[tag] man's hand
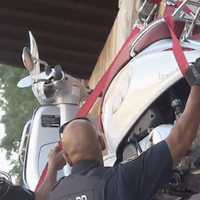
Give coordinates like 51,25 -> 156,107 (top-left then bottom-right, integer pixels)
185,58 -> 200,86
36,144 -> 66,200
166,86 -> 200,163
48,144 -> 66,172
166,58 -> 200,162
166,57 -> 200,163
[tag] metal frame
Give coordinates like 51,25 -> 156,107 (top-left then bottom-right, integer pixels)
138,0 -> 159,26
172,0 -> 200,40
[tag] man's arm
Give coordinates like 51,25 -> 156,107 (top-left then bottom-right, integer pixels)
115,60 -> 200,199
36,145 -> 66,200
35,165 -> 57,200
166,86 -> 200,163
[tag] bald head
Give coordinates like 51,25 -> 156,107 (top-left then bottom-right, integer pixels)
61,119 -> 104,165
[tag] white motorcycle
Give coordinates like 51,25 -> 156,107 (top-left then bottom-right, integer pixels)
18,0 -> 200,199
18,31 -> 89,190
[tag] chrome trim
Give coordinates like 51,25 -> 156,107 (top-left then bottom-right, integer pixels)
185,7 -> 200,38
187,39 -> 200,46
18,120 -> 31,166
29,31 -> 40,76
144,4 -> 158,26
138,0 -> 159,25
130,19 -> 165,57
172,0 -> 189,17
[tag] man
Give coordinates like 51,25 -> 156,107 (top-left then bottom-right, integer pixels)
37,59 -> 200,200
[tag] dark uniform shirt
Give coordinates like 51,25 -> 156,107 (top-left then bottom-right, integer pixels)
3,185 -> 35,200
50,140 -> 173,200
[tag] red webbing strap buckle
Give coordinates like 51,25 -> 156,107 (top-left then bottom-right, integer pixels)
35,27 -> 141,192
165,15 -> 189,75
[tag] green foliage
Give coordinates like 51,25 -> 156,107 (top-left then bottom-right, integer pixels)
0,65 -> 38,175
9,160 -> 22,177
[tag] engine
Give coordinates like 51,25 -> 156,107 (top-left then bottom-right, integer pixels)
118,79 -> 200,199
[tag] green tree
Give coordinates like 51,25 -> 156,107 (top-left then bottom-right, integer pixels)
0,64 -> 38,176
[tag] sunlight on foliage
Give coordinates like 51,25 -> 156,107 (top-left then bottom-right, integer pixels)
0,65 -> 38,177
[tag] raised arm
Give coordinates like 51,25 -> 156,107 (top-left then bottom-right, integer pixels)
166,85 -> 200,163
36,145 -> 66,200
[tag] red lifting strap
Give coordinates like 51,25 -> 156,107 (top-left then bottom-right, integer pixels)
35,27 -> 141,192
35,164 -> 48,191
165,15 -> 189,75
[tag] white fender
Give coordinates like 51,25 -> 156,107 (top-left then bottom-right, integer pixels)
102,39 -> 200,155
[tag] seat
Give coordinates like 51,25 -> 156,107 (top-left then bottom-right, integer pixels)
131,19 -> 185,55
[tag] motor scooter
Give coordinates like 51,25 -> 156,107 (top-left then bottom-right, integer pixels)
18,31 -> 88,190
18,0 -> 200,198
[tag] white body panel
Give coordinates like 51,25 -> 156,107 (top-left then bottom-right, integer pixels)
25,106 -> 60,190
139,124 -> 173,153
25,104 -> 79,190
103,154 -> 117,167
102,40 -> 200,155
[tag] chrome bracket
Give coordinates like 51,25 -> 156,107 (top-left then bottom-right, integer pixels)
172,0 -> 200,40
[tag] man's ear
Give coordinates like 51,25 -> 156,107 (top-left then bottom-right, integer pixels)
98,135 -> 106,151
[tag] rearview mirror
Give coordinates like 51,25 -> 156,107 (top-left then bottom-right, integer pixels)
17,75 -> 33,88
22,47 -> 34,71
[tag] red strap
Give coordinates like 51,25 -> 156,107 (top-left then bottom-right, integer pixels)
35,165 -> 48,191
35,27 -> 140,192
76,70 -> 110,117
165,15 -> 189,75
77,27 -> 141,117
